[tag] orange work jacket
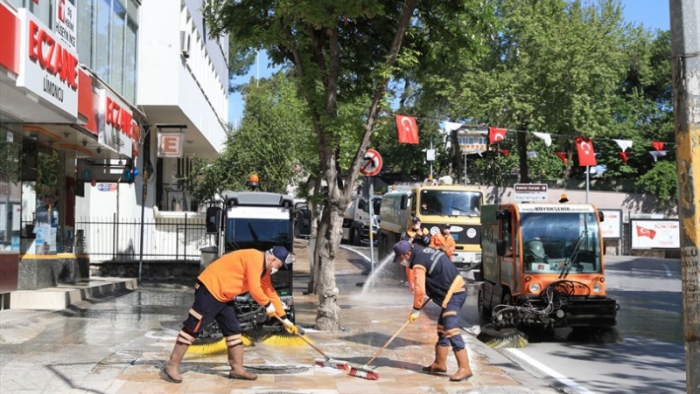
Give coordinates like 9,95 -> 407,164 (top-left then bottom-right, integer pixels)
431,233 -> 456,260
198,249 -> 286,317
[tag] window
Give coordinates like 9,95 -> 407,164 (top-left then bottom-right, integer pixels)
75,0 -> 138,103
110,0 -> 125,94
95,0 -> 111,81
467,137 -> 474,144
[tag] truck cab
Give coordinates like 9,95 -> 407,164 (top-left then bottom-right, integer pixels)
205,191 -> 296,333
342,195 -> 382,245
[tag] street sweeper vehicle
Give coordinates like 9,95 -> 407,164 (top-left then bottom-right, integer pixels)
475,203 -> 618,348
192,188 -> 297,350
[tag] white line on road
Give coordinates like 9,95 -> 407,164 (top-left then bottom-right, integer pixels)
505,348 -> 598,394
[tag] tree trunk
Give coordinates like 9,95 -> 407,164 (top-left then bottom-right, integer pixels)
311,0 -> 420,332
517,127 -> 529,183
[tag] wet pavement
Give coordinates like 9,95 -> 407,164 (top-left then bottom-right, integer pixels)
0,241 -> 561,394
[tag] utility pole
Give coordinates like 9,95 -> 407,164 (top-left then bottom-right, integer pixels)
669,1 -> 700,392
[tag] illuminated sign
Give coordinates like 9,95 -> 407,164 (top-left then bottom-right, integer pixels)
17,9 -> 79,118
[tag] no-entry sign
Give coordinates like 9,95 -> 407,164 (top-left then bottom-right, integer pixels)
360,149 -> 382,177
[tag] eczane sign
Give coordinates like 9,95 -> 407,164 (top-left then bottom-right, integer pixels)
17,9 -> 79,118
98,89 -> 133,157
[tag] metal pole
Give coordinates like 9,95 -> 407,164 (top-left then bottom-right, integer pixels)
464,153 -> 468,184
585,166 -> 590,203
670,1 -> 700,391
430,136 -> 434,180
369,178 -> 375,272
138,127 -> 151,285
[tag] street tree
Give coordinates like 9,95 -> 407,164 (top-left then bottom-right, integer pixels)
207,1 -> 495,330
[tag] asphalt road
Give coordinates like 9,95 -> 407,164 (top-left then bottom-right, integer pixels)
344,245 -> 688,394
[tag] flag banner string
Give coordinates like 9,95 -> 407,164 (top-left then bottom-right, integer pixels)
384,111 -> 677,147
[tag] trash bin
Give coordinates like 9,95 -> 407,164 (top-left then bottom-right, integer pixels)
199,246 -> 219,273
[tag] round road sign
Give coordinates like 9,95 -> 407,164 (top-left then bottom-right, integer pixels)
360,149 -> 383,177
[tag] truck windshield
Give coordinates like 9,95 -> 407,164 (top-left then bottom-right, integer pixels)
520,212 -> 601,274
419,190 -> 481,217
226,219 -> 292,251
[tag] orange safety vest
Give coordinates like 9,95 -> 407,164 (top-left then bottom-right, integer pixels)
197,249 -> 285,316
431,233 -> 456,260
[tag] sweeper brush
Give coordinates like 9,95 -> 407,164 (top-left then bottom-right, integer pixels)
476,324 -> 529,349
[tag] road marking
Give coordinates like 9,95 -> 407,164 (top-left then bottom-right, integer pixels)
506,348 -> 598,394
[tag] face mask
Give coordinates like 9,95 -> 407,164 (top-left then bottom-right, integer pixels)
399,260 -> 409,267
270,267 -> 279,275
413,224 -> 420,230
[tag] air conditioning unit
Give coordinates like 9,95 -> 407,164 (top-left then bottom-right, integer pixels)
180,31 -> 190,58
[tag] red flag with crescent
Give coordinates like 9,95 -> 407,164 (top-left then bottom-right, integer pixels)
395,115 -> 419,144
575,137 -> 597,167
488,127 -> 507,144
636,225 -> 656,239
618,151 -> 629,164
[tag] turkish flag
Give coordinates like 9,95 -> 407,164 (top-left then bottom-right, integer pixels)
500,149 -> 510,156
555,152 -> 568,164
575,137 -> 597,167
488,127 -> 507,144
636,225 -> 656,239
651,141 -> 665,151
396,115 -> 419,144
618,151 -> 629,164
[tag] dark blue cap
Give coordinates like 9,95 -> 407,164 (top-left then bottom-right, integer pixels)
271,246 -> 295,269
393,240 -> 412,263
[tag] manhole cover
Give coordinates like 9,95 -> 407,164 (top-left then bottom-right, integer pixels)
245,365 -> 309,375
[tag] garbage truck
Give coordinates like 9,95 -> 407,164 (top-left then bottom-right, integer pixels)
342,195 -> 382,245
476,203 -> 618,339
198,187 -> 297,340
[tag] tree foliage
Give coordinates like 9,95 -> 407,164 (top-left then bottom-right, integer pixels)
185,73 -> 316,201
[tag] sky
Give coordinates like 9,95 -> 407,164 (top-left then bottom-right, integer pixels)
226,0 -> 671,125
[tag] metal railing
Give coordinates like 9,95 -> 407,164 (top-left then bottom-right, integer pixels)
75,215 -> 209,262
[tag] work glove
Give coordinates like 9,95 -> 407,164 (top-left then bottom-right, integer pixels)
408,309 -> 420,323
281,318 -> 299,335
265,302 -> 276,317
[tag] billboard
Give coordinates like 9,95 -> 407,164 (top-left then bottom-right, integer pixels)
630,220 -> 680,249
599,209 -> 622,239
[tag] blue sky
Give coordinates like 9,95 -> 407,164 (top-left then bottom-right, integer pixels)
226,0 -> 671,124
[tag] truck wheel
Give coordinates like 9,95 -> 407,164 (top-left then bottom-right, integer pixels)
352,228 -> 361,246
478,289 -> 491,321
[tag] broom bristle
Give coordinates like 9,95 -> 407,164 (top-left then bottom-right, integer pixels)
315,358 -> 350,370
188,334 -> 253,355
348,366 -> 379,380
476,330 -> 529,349
260,332 -> 314,347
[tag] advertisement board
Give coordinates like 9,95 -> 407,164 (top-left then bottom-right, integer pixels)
599,209 -> 622,239
630,220 -> 680,249
98,89 -> 133,157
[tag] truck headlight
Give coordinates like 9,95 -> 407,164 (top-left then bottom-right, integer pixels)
529,282 -> 541,293
593,283 -> 602,294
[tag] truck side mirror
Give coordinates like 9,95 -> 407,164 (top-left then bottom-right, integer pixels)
496,240 -> 507,257
206,207 -> 222,234
598,211 -> 604,222
400,195 -> 408,210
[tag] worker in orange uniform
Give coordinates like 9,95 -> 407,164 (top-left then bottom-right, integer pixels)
431,224 -> 456,260
402,217 -> 430,291
163,246 -> 297,383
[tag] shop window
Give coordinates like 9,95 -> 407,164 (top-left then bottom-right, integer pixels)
0,121 -> 22,252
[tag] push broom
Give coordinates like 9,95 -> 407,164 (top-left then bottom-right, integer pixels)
349,299 -> 431,380
271,315 -> 350,370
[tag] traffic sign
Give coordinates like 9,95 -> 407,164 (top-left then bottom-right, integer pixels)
514,183 -> 547,202
360,149 -> 383,177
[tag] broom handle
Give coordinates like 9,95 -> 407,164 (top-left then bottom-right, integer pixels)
365,298 -> 432,367
273,315 -> 332,360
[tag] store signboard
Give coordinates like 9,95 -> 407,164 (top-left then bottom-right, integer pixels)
98,89 -> 133,158
17,8 -> 79,118
630,220 -> 680,249
55,0 -> 77,50
599,209 -> 622,239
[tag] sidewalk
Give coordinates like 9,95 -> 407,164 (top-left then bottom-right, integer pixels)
119,240 -> 559,393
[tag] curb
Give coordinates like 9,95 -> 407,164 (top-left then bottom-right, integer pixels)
6,278 -> 138,310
